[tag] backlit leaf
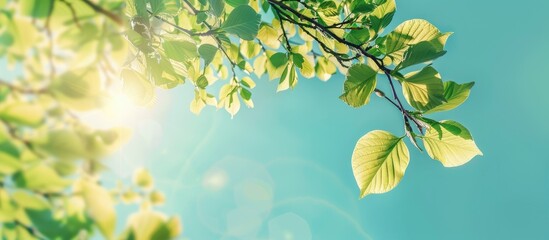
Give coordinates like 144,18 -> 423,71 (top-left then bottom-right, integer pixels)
339,63 -> 377,107
352,130 -> 409,198
220,5 -> 261,41
422,120 -> 483,167
400,66 -> 445,111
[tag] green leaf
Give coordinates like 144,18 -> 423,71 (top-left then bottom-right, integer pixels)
163,40 -> 199,62
396,33 -> 451,70
196,75 -> 209,88
0,189 -> 17,222
220,5 -> 261,40
126,210 -> 171,240
291,53 -> 305,68
20,0 -> 52,18
0,151 -> 20,175
315,56 -> 336,81
240,87 -> 252,100
11,190 -> 50,210
400,66 -> 445,111
13,164 -> 70,193
226,0 -> 248,7
383,19 -> 447,63
345,29 -> 371,46
79,180 -> 116,239
0,102 -> 45,127
277,64 -> 297,92
350,0 -> 375,13
424,81 -> 475,114
369,0 -> 396,34
318,1 -> 338,16
339,63 -> 378,107
149,0 -> 181,15
240,76 -> 256,89
208,0 -> 225,17
198,44 -> 218,66
269,52 -> 288,68
352,130 -> 410,198
422,120 -> 483,167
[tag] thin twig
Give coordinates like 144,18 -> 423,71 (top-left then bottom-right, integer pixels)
60,0 -> 82,29
81,0 -> 123,25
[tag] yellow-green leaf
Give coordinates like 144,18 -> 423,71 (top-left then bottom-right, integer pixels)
422,120 -> 483,167
127,210 -> 170,240
13,164 -> 70,193
352,130 -> 409,198
80,180 -> 117,239
424,81 -> 475,114
0,102 -> 45,127
384,19 -> 445,63
11,190 -> 50,210
133,168 -> 154,189
400,66 -> 445,111
0,151 -> 21,175
339,63 -> 377,108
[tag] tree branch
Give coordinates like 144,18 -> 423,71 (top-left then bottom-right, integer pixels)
80,0 -> 123,25
269,0 -> 424,133
0,80 -> 49,94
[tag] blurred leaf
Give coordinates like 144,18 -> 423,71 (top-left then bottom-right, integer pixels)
20,0 -> 52,18
79,179 -> 117,239
149,190 -> 165,205
11,190 -> 50,210
150,0 -> 181,16
51,69 -> 102,111
208,0 -> 225,17
0,189 -> 17,222
126,210 -> 171,240
133,168 -> 154,189
0,102 -> 45,127
13,164 -> 70,193
198,44 -> 218,66
0,151 -> 21,175
34,130 -> 85,161
163,40 -> 199,62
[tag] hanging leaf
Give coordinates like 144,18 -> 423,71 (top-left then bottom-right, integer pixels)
424,81 -> 475,114
422,120 -> 483,167
352,130 -> 410,198
198,44 -> 218,66
400,66 -> 445,112
340,63 -> 378,107
79,180 -> 117,239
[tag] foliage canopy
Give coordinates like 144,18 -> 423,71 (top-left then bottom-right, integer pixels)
0,0 -> 482,238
